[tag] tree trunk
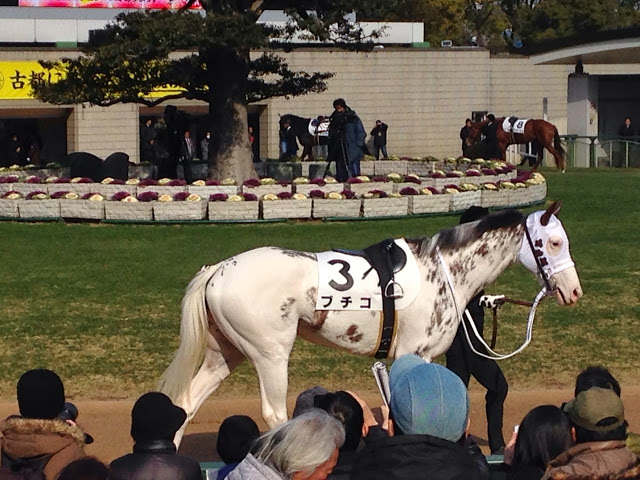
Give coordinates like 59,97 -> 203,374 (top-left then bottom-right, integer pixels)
205,46 -> 257,182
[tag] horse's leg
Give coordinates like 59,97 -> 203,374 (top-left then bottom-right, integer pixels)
252,354 -> 291,428
173,322 -> 245,446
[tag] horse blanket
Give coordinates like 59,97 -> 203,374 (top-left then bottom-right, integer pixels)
315,239 -> 420,311
502,117 -> 529,134
308,117 -> 330,137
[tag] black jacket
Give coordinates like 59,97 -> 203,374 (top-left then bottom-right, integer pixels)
109,440 -> 202,480
370,123 -> 388,146
351,433 -> 485,480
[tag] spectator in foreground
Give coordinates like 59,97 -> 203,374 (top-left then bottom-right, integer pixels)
351,355 -> 487,480
501,405 -> 573,480
216,415 -> 260,480
292,386 -> 329,418
109,392 -> 201,480
56,457 -> 109,480
227,409 -> 344,480
0,369 -> 87,480
573,365 -> 640,454
542,388 -> 639,480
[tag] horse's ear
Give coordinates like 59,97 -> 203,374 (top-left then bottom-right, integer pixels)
540,200 -> 562,226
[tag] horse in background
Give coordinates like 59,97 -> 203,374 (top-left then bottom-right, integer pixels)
279,114 -> 329,161
467,117 -> 566,171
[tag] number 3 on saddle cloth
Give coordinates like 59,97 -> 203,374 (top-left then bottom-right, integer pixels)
315,238 -> 421,358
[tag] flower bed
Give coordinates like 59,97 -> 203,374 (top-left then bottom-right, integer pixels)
261,195 -> 313,220
19,194 -> 60,219
208,193 -> 259,221
374,160 -> 409,175
408,193 -> 451,214
480,187 -> 510,208
312,196 -> 361,218
0,191 -> 21,218
450,190 -> 482,212
241,184 -> 291,196
347,178 -> 394,196
104,192 -> 153,221
59,192 -> 105,220
188,185 -> 239,197
361,196 -> 409,218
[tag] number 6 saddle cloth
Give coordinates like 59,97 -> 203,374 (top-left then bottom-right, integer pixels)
315,238 -> 420,312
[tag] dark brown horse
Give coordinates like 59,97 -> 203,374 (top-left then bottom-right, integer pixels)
467,118 -> 566,171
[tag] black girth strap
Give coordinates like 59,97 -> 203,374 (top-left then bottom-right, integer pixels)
363,239 -> 406,358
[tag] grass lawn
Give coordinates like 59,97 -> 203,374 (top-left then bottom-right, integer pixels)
0,168 -> 638,400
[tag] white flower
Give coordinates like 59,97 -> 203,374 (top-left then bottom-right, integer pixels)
293,177 -> 309,185
387,173 -> 402,183
101,177 -> 114,184
483,183 -> 498,191
70,177 -> 83,183
88,194 -> 104,202
262,193 -> 278,201
25,175 -> 39,182
292,193 -> 308,200
388,192 -> 402,198
419,188 -> 433,195
5,193 -> 22,200
443,187 -> 459,194
324,176 -> 338,184
9,164 -> 21,171
227,195 -> 243,202
459,183 -> 479,192
405,173 -> 420,180
126,178 -> 140,185
327,192 -> 342,200
186,194 -> 201,202
63,192 -> 79,200
444,157 -> 457,164
191,180 -> 206,186
260,177 -> 277,185
356,175 -> 370,182
122,195 -> 139,202
221,178 -> 237,185
515,182 -> 526,188
158,194 -> 173,202
45,176 -> 59,184
158,178 -> 172,185
500,182 -> 516,190
450,170 -> 465,177
362,192 -> 375,199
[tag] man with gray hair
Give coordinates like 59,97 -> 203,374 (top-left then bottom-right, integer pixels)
351,355 -> 486,480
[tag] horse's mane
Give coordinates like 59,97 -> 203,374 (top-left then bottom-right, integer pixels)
407,209 -> 525,259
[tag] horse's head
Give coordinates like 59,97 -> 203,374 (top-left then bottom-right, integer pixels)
518,201 -> 582,306
466,121 -> 486,146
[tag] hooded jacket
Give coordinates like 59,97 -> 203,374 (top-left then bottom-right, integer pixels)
0,416 -> 86,480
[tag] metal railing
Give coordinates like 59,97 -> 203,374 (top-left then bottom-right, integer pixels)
560,135 -> 640,168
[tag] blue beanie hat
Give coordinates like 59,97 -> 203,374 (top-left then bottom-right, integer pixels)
389,355 -> 470,442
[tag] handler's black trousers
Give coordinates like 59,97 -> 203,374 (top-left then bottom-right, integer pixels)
445,314 -> 508,454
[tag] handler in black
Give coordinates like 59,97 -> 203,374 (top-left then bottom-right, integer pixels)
445,206 -> 508,455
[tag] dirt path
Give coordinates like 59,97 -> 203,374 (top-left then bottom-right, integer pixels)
3,387 -> 639,465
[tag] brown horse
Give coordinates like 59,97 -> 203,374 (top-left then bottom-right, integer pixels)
467,117 -> 566,171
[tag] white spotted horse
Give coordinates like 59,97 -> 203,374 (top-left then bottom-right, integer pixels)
160,202 -> 582,444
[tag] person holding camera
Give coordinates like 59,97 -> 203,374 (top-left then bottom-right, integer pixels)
327,98 -> 366,182
0,369 -> 88,480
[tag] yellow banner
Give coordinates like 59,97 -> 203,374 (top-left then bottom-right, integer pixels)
0,61 -> 64,100
0,61 -> 185,101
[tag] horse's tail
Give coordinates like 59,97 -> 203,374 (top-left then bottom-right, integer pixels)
158,263 -> 221,404
553,127 -> 567,171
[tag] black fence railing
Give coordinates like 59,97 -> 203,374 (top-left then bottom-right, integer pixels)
560,136 -> 640,168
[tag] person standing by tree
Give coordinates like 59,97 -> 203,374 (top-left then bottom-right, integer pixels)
180,130 -> 196,184
328,98 -> 366,181
370,119 -> 388,160
200,131 -> 210,163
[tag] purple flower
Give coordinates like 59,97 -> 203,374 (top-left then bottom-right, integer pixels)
0,175 -> 19,184
310,178 -> 326,186
368,189 -> 388,198
465,170 -> 481,177
347,177 -> 363,184
209,193 -> 229,202
309,189 -> 326,199
137,191 -> 159,202
371,176 -> 390,183
205,179 -> 221,186
54,177 -> 71,183
243,178 -> 261,187
277,191 -> 293,200
241,193 -> 258,201
25,177 -> 43,184
403,176 -> 421,184
444,184 -> 460,191
429,172 -> 445,178
173,192 -> 191,201
109,179 -> 125,185
50,191 -> 70,199
400,187 -> 419,196
446,172 -> 461,178
139,179 -> 158,187
26,191 -> 48,200
424,187 -> 440,195
168,179 -> 187,186
1,190 -> 22,199
76,177 -> 93,183
111,191 -> 131,201
481,168 -> 497,175
82,192 -> 100,200
401,156 -> 413,161
341,190 -> 356,199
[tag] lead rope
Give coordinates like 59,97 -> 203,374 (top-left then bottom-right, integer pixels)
436,246 -> 548,361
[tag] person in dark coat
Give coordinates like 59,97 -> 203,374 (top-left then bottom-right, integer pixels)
216,415 -> 260,480
370,120 -> 388,160
140,119 -> 157,164
109,392 -> 201,480
0,369 -> 87,480
351,355 -> 487,480
445,206 -> 509,455
179,131 -> 196,184
618,117 -> 635,139
482,114 -> 501,159
460,118 -> 472,156
327,98 -> 366,182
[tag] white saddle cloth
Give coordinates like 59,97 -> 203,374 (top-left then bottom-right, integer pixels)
502,117 -> 528,134
315,238 -> 420,311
